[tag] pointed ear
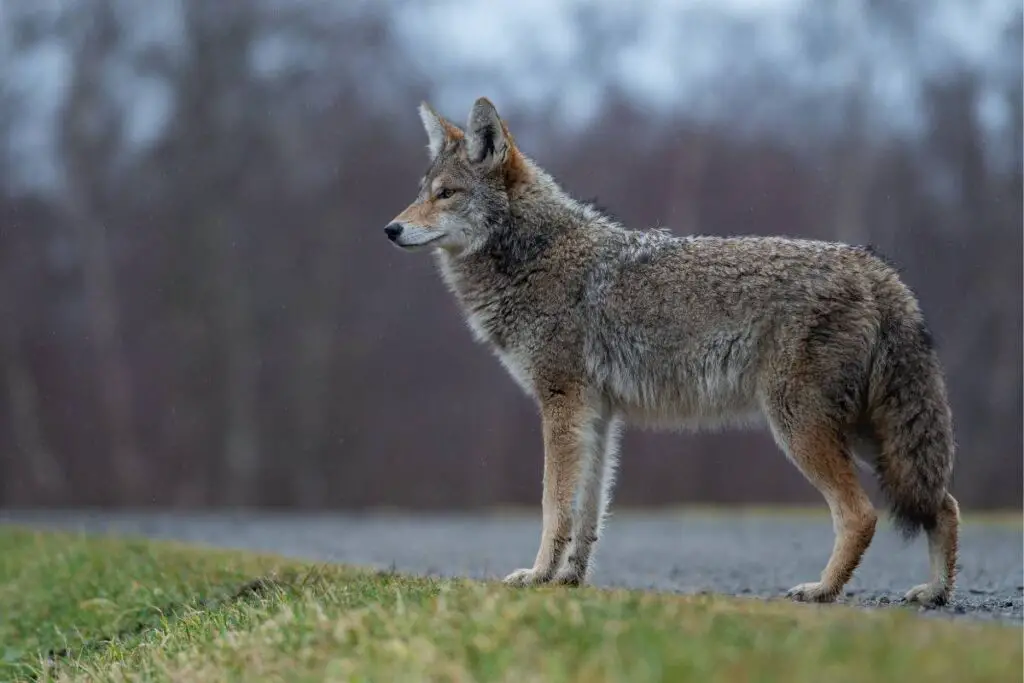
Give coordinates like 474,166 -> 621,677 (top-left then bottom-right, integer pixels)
465,97 -> 509,169
418,101 -> 462,160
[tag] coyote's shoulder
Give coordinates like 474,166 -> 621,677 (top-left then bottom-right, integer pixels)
384,97 -> 960,609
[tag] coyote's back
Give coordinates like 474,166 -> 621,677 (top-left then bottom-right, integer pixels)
383,97 -> 960,608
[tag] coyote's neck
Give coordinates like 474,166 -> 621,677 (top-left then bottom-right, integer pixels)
433,189 -> 588,350
433,245 -> 512,349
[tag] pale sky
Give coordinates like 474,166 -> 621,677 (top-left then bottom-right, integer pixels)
1,0 -> 1019,197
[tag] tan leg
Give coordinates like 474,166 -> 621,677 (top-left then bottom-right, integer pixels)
780,424 -> 878,603
553,414 -> 622,586
905,491 -> 960,606
504,389 -> 595,587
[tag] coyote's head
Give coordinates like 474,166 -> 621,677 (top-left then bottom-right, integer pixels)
384,97 -> 530,253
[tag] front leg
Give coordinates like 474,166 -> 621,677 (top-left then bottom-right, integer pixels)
504,387 -> 595,587
553,413 -> 622,586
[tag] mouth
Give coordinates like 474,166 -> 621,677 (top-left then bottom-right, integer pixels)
394,233 -> 444,250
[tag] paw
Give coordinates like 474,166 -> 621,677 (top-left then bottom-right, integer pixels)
904,582 -> 949,607
551,567 -> 586,587
503,568 -> 551,588
786,581 -> 839,603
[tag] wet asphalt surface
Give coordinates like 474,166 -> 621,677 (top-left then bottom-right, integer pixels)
2,509 -> 1020,624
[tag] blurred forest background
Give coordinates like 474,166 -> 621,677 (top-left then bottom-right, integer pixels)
0,0 -> 1020,511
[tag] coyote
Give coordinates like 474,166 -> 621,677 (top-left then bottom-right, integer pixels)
383,97 -> 960,607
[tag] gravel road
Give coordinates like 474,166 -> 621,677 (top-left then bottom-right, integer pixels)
2,509 -> 1020,624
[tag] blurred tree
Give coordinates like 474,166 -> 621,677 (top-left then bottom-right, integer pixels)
59,0 -> 144,500
167,0 -> 264,505
0,0 -> 1018,510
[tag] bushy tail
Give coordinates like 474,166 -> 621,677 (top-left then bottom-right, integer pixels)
867,314 -> 955,540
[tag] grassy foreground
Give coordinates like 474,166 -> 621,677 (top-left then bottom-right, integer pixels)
0,527 -> 1019,683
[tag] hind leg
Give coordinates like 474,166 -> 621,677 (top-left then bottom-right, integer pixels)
770,419 -> 878,603
905,491 -> 959,606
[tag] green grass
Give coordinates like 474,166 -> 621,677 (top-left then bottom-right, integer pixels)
0,526 -> 1020,683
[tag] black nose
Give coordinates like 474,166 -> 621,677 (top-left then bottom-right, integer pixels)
384,223 -> 403,241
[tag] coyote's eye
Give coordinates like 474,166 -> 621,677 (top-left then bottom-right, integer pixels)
435,187 -> 456,200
